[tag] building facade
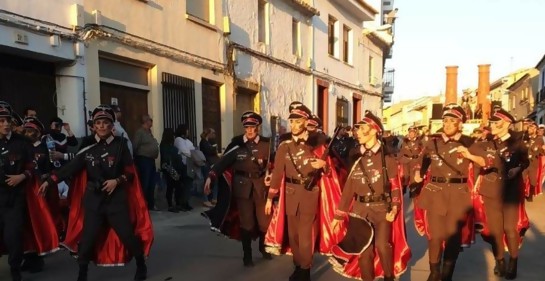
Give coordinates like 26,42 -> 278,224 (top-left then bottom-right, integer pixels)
506,69 -> 539,130
1,0 -> 394,148
535,55 -> 545,124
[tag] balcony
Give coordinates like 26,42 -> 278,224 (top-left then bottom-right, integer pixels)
383,68 -> 395,95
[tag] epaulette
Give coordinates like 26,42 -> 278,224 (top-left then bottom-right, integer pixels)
230,135 -> 246,147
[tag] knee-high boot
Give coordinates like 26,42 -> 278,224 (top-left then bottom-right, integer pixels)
241,230 -> 254,267
427,263 -> 441,281
505,257 -> 518,280
441,260 -> 456,281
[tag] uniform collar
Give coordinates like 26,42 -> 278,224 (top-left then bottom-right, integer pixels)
495,133 -> 511,142
442,132 -> 461,143
243,135 -> 259,144
95,134 -> 114,144
360,141 -> 381,155
292,131 -> 308,143
0,131 -> 12,141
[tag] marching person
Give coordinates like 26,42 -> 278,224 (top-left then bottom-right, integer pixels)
414,104 -> 475,281
522,120 -> 545,202
0,102 -> 35,281
203,111 -> 272,267
400,126 -> 423,188
39,105 -> 152,281
459,107 -> 529,279
329,111 -> 409,281
264,101 -> 342,281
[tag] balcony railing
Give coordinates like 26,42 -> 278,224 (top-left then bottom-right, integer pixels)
383,68 -> 395,94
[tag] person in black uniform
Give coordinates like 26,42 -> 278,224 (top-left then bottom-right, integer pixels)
0,102 -> 34,281
204,111 -> 273,266
38,105 -> 147,281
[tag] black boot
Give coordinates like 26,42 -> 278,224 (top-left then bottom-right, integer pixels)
441,260 -> 456,281
383,276 -> 395,281
289,266 -> 301,281
494,259 -> 506,277
10,267 -> 22,281
259,232 -> 272,260
134,256 -> 148,281
77,263 -> 88,281
427,263 -> 441,281
28,256 -> 44,274
505,257 -> 518,280
241,230 -> 254,267
298,268 -> 311,281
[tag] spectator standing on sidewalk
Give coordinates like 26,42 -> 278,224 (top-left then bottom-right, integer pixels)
160,128 -> 184,212
133,114 -> 159,211
199,128 -> 219,205
174,124 -> 198,210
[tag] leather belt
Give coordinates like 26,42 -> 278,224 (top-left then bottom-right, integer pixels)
234,170 -> 264,179
353,193 -> 391,203
430,177 -> 468,184
285,177 -> 311,185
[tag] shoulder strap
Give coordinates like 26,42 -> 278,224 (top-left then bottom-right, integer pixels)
357,157 -> 376,194
433,139 -> 463,176
286,145 -> 305,177
380,146 -> 391,193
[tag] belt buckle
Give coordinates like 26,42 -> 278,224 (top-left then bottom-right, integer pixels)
438,177 -> 446,183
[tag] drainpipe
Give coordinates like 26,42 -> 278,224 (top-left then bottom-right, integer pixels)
310,0 -> 316,113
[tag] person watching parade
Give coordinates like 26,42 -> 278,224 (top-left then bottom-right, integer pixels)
522,120 -> 545,202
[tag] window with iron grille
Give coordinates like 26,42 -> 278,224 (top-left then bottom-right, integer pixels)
328,16 -> 337,56
161,72 -> 197,144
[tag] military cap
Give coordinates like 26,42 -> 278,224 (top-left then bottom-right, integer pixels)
240,111 -> 262,127
355,110 -> 383,134
539,124 -> 545,129
0,101 -> 13,119
91,104 -> 116,123
307,114 -> 322,128
522,117 -> 533,123
527,120 -> 538,127
288,101 -> 311,119
490,107 -> 515,123
23,117 -> 45,133
408,126 -> 417,132
442,103 -> 467,123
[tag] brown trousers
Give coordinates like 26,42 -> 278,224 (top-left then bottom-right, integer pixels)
287,212 -> 317,269
482,196 -> 520,259
356,211 -> 393,281
237,190 -> 271,233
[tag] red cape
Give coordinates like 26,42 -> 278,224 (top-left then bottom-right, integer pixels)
413,165 -> 476,248
1,177 -> 60,256
328,178 -> 411,280
264,146 -> 343,255
61,166 -> 154,266
473,175 -> 529,250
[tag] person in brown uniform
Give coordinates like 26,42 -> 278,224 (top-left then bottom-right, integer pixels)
204,111 -> 272,266
459,107 -> 529,279
400,126 -> 423,188
414,104 -> 475,281
330,111 -> 403,281
522,120 -> 545,201
264,102 -> 328,281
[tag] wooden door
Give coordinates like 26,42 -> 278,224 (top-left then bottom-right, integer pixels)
233,87 -> 257,137
201,80 -> 222,151
100,82 -> 148,140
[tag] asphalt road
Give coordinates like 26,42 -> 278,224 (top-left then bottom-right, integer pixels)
2,194 -> 545,281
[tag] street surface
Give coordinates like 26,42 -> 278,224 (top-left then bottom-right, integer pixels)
2,194 -> 545,281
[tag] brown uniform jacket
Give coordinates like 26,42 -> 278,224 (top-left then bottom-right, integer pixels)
399,137 -> 422,164
211,135 -> 270,199
268,132 -> 323,216
469,133 -> 529,200
335,143 -> 400,220
524,135 -> 544,173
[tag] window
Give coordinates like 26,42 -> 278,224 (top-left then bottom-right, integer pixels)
368,56 -> 375,84
328,16 -> 337,56
342,25 -> 351,63
186,0 -> 210,22
292,19 -> 300,56
258,0 -> 267,43
336,98 -> 349,126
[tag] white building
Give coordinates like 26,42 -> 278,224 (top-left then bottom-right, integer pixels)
0,0 -> 86,136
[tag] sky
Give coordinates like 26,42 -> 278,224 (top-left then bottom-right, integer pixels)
387,0 -> 545,103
